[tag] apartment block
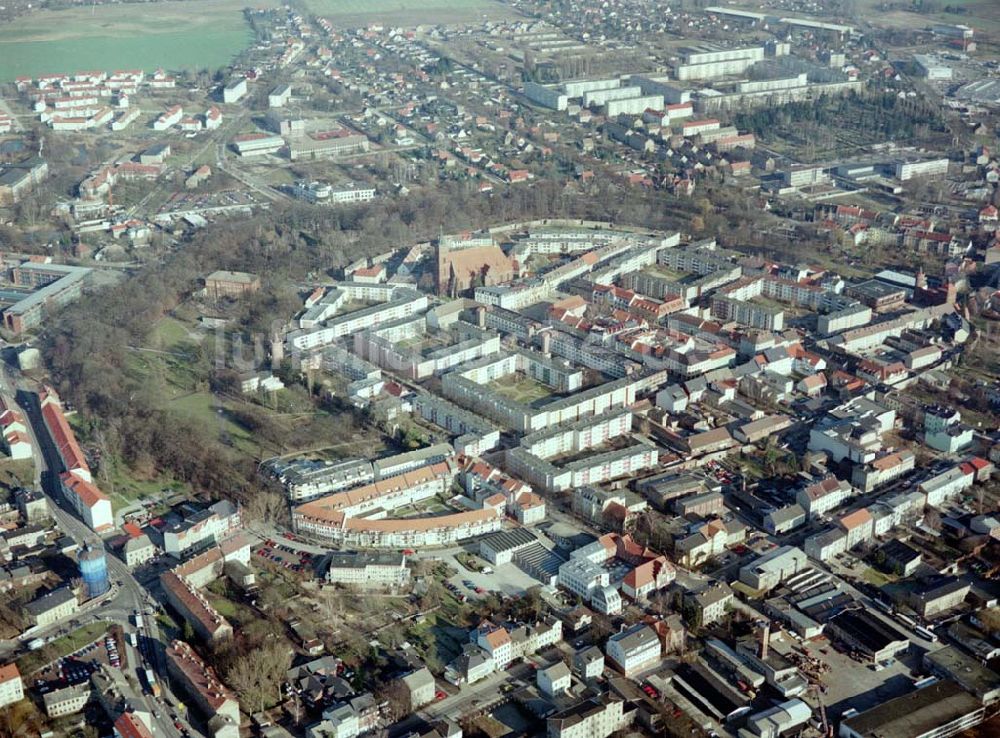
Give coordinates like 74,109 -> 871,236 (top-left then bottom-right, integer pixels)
0,664 -> 23,709
166,639 -> 240,733
547,696 -> 630,738
739,546 -> 808,591
606,624 -> 661,676
323,551 -> 410,588
796,475 -> 854,519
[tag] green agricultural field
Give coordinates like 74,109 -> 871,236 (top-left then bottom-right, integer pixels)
303,0 -> 515,24
718,0 -> 1000,34
855,0 -> 1000,34
0,0 -> 278,81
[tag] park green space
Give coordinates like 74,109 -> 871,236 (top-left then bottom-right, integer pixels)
0,0 -> 277,81
489,373 -> 554,406
17,623 -> 109,676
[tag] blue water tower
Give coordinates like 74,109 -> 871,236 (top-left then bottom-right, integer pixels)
79,544 -> 109,599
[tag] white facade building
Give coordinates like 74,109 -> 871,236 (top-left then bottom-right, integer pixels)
606,624 -> 661,676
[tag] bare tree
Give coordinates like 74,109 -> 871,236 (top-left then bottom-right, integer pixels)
225,640 -> 294,714
245,487 -> 287,526
376,679 -> 411,722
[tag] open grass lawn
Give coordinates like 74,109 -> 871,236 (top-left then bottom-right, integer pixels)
489,373 -> 553,407
861,567 -> 896,587
17,622 -> 109,676
0,458 -> 35,490
152,316 -> 197,350
101,456 -> 185,509
167,391 -> 274,457
304,0 -> 516,23
0,0 -> 277,80
643,262 -> 687,280
206,594 -> 256,625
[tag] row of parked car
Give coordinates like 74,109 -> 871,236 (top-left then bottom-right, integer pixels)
255,540 -> 316,573
105,634 -> 121,668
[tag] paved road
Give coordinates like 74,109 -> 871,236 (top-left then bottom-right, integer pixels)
0,362 -> 192,737
389,660 -> 532,736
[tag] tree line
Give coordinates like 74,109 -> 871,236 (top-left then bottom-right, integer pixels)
734,90 -> 948,143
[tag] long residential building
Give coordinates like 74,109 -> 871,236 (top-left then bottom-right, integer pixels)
166,639 -> 240,737
547,696 -> 631,738
292,461 -> 504,547
2,262 -> 90,334
331,508 -> 502,548
38,387 -> 114,533
292,462 -> 456,525
160,571 -> 233,642
506,442 -> 659,494
323,551 -> 410,588
443,362 -> 641,435
39,388 -> 90,481
288,288 -> 429,351
266,457 -> 376,503
353,317 -> 500,381
413,395 -> 501,457
829,303 -> 954,353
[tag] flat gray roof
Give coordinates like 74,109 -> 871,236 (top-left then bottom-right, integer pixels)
4,263 -> 89,317
842,680 -> 982,738
480,527 -> 537,553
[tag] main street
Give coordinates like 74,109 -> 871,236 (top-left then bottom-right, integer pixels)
0,359 -> 190,738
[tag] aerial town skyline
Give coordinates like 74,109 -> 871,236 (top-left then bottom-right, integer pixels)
0,2 -> 998,738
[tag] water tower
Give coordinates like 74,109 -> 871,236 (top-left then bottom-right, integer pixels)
79,544 -> 110,599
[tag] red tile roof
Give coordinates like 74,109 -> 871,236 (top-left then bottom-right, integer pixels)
165,639 -> 237,711
60,472 -> 109,509
160,570 -> 230,637
839,508 -> 873,530
0,662 -> 20,685
294,462 -> 453,522
114,713 -> 154,738
40,390 -> 89,474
